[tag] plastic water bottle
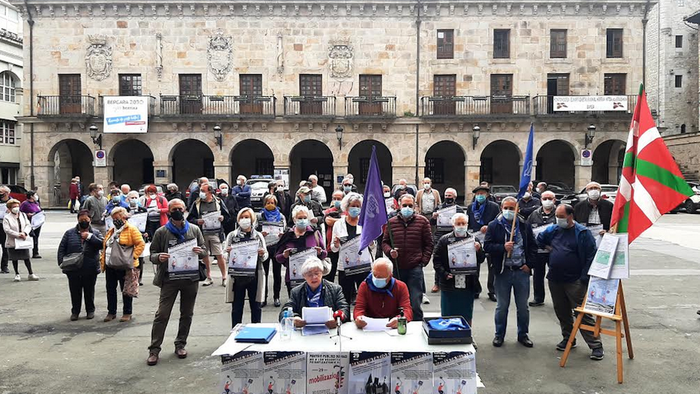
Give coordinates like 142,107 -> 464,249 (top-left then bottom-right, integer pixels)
281,307 -> 293,340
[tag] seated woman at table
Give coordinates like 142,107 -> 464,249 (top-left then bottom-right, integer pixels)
278,257 -> 350,328
354,258 -> 413,329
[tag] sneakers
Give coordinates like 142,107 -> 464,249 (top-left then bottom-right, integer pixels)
221,278 -> 226,287
590,347 -> 605,360
556,338 -> 577,351
202,277 -> 214,286
28,274 -> 40,281
13,274 -> 20,282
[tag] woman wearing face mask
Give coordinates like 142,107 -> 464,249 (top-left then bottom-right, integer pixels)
2,199 -> 39,282
258,195 -> 287,307
20,190 -> 44,259
322,190 -> 345,283
330,193 -> 371,305
141,184 -> 169,231
100,207 -> 146,322
432,213 -> 485,329
58,210 -> 104,320
275,205 -> 328,297
225,207 -> 268,327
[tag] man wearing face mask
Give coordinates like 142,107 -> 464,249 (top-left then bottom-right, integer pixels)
340,178 -> 354,196
291,186 -> 324,230
526,190 -> 558,307
82,183 -> 108,236
381,194 -> 433,321
534,182 -> 548,200
573,182 -> 613,235
165,183 -> 183,202
232,175 -> 252,209
187,177 -> 209,210
354,258 -> 413,329
273,181 -> 293,223
536,204 -> 603,360
518,183 -> 541,220
484,197 -> 537,348
219,183 -> 240,235
120,184 -> 131,204
429,188 -> 464,293
308,175 -> 327,204
416,177 -> 442,219
0,185 -> 11,273
467,185 -> 501,302
393,179 -> 415,201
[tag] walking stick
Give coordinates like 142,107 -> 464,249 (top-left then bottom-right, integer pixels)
507,202 -> 519,258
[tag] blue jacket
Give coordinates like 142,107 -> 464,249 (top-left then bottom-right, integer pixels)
536,222 -> 597,282
105,199 -> 129,215
483,215 -> 537,274
57,225 -> 104,276
466,200 -> 500,232
232,185 -> 252,208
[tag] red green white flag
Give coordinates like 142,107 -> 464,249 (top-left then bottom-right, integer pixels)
611,85 -> 694,244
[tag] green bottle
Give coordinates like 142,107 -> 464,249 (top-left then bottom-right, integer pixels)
397,307 -> 407,335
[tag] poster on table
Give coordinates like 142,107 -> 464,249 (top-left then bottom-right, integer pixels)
588,233 -> 619,279
228,240 -> 259,277
202,211 -> 222,231
349,351 -> 391,394
390,352 -> 432,394
261,221 -> 285,246
447,238 -> 478,275
338,237 -> 373,276
289,248 -> 316,286
306,352 -> 349,394
102,96 -> 149,133
433,351 -> 477,394
128,212 -> 148,233
263,351 -> 306,394
609,233 -> 630,279
219,351 -> 263,394
166,239 -> 198,280
583,277 -> 620,317
436,205 -> 457,228
30,211 -> 46,229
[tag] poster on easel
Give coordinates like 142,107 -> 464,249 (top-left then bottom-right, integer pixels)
433,351 -> 477,394
583,277 -> 620,317
609,233 -> 630,279
264,351 -> 306,394
588,234 -> 619,279
391,352 -> 432,394
349,351 -> 391,394
306,352 -> 349,394
219,351 -> 263,394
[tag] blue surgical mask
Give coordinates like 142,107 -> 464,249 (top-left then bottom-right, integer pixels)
343,185 -> 352,192
557,218 -> 569,228
502,209 -> 515,221
372,276 -> 388,288
348,207 -> 361,218
475,195 -> 486,203
199,191 -> 206,200
333,200 -> 342,209
303,195 -> 311,203
295,219 -> 309,229
454,226 -> 468,237
401,207 -> 414,217
112,197 -> 120,204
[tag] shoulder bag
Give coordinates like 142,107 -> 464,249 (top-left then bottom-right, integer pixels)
106,240 -> 135,270
60,238 -> 86,273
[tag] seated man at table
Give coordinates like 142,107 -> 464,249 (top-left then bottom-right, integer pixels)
279,257 -> 350,328
354,258 -> 414,329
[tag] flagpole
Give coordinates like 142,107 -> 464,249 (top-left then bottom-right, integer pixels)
507,202 -> 519,258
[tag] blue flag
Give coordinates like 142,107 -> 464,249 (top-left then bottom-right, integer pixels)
517,124 -> 534,199
358,146 -> 388,253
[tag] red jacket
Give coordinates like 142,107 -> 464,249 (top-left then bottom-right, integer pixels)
69,183 -> 79,199
382,214 -> 434,270
353,279 -> 413,322
145,196 -> 169,226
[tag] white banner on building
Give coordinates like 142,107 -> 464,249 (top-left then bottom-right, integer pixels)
103,96 -> 149,133
553,96 -> 628,112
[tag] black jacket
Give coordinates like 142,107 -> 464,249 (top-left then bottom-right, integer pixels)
573,198 -> 614,230
165,191 -> 184,202
279,279 -> 350,323
272,190 -> 294,222
187,196 -> 231,238
483,216 -> 537,274
466,200 -> 501,232
57,225 -> 104,276
221,195 -> 240,234
291,200 -> 324,230
433,232 -> 485,291
517,197 -> 541,219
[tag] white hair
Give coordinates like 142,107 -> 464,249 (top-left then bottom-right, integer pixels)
237,175 -> 247,183
237,207 -> 257,227
110,207 -> 127,218
301,257 -> 329,276
0,185 -> 9,193
120,184 -> 131,191
586,181 -> 601,190
371,258 -> 393,274
541,190 -> 556,199
127,191 -> 139,199
168,198 -> 186,210
167,183 -> 178,191
501,196 -> 517,206
445,188 -> 457,197
341,192 -> 363,213
451,212 -> 468,226
308,174 -> 318,182
292,204 -> 312,220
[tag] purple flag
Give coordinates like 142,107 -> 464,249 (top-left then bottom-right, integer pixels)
358,146 -> 387,253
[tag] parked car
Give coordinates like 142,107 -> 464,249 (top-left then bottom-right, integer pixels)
561,184 -> 619,206
491,184 -> 518,204
672,181 -> 700,213
247,175 -> 274,209
7,184 -> 28,203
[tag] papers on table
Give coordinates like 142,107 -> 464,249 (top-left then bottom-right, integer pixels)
338,236 -> 372,276
129,212 -> 148,233
13,236 -> 34,250
167,238 -> 198,280
301,306 -> 332,336
289,248 -> 316,286
588,224 -> 605,248
609,233 -> 629,279
583,277 -> 620,317
588,233 -> 618,279
261,221 -> 284,245
202,211 -> 221,231
30,211 -> 46,229
436,205 -> 457,228
361,317 -> 391,332
228,240 -> 259,277
447,238 -> 478,275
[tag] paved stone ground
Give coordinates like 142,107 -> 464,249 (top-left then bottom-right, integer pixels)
1,211 -> 700,394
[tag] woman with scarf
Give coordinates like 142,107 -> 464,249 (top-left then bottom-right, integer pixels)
275,205 -> 327,297
147,198 -> 207,366
225,207 -> 268,327
3,199 -> 39,282
100,207 -> 145,323
19,190 -> 44,259
330,192 -> 370,304
257,195 -> 286,307
127,190 -> 150,285
466,185 -> 500,302
322,190 -> 345,283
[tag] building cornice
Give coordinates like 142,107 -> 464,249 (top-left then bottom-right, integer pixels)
11,1 -> 655,20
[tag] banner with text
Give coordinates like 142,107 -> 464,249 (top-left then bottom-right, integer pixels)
103,96 -> 149,133
553,96 -> 628,112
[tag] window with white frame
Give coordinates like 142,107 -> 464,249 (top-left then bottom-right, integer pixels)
0,72 -> 17,102
0,122 -> 16,145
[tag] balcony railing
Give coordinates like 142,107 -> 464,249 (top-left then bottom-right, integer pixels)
99,95 -> 157,116
420,95 -> 531,117
344,96 -> 397,119
37,95 -> 96,117
283,96 -> 336,118
159,95 -> 276,118
533,95 -> 637,116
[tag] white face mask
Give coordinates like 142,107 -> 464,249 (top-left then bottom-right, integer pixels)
97,190 -> 105,197
239,218 -> 252,230
11,207 -> 19,214
383,192 -> 390,198
587,189 -> 601,200
220,188 -> 229,196
542,199 -> 555,209
523,192 -> 531,199
556,217 -> 570,228
423,184 -> 431,190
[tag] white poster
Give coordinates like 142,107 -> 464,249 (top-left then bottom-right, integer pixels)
306,352 -> 349,394
103,96 -> 149,133
228,240 -> 259,277
609,233 -> 630,279
338,236 -> 373,276
202,211 -> 222,231
274,168 -> 290,189
261,221 -> 285,246
0,203 -> 5,220
391,352 -> 432,394
128,212 -> 148,233
553,95 -> 628,112
167,239 -> 198,280
433,352 -> 477,394
264,351 -> 306,394
30,211 -> 46,229
349,352 -> 391,394
583,277 -> 620,317
447,238 -> 478,275
588,234 -> 619,279
219,351 -> 264,394
289,248 -> 316,286
436,205 -> 457,228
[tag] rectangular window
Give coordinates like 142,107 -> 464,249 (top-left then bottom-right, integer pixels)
676,35 -> 683,48
604,73 -> 627,95
0,122 -> 16,145
425,158 -> 444,184
58,74 -> 82,114
240,74 -> 263,114
299,74 -> 323,115
178,74 -> 202,114
358,74 -> 383,116
490,74 -> 513,114
606,29 -> 623,58
550,29 -> 567,58
437,29 -> 454,59
493,29 -> 510,59
119,74 -> 142,96
675,75 -> 683,88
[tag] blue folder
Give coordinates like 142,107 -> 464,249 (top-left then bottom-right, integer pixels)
234,326 -> 277,343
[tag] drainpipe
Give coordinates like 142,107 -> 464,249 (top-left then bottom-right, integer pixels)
24,0 -> 35,190
414,0 -> 421,185
642,0 -> 650,87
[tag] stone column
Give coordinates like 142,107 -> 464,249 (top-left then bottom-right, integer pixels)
574,164 -> 593,191
33,163 -> 53,205
153,161 -> 172,186
392,164 -> 417,186
465,159 -> 481,201
214,161 -> 230,185
333,164 -> 349,188
94,166 -> 111,188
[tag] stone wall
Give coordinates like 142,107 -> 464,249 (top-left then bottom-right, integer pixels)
666,132 -> 700,181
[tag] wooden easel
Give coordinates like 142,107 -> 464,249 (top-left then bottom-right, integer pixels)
559,280 -> 634,383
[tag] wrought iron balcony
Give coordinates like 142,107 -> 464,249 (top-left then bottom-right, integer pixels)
533,95 -> 637,116
420,95 -> 531,118
37,95 -> 96,117
159,94 -> 276,118
344,96 -> 397,120
283,96 -> 336,119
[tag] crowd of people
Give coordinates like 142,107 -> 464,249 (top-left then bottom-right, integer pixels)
1,173 -> 614,366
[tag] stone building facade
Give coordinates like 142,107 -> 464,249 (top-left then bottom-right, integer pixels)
13,0 -> 653,206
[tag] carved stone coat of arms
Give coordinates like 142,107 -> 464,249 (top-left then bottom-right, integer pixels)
208,33 -> 233,82
328,42 -> 354,79
85,35 -> 112,81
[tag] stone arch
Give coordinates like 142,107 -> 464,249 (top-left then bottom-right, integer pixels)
47,139 -> 94,207
289,140 -> 334,199
479,140 -> 522,187
535,139 -> 576,189
347,140 -> 393,193
110,138 -> 154,188
169,139 -> 215,190
229,139 -> 275,182
424,140 -> 466,201
592,139 -> 626,184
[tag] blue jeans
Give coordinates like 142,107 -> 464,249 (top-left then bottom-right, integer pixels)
398,266 -> 424,321
494,268 -> 530,339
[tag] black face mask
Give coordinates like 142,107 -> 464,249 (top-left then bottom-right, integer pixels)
78,221 -> 90,229
113,219 -> 124,229
445,198 -> 455,204
170,210 -> 184,221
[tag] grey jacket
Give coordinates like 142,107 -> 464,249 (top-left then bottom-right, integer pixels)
279,279 -> 350,323
149,222 -> 207,287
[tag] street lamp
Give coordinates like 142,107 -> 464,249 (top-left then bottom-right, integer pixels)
335,125 -> 344,149
89,124 -> 102,150
472,124 -> 481,150
213,125 -> 222,150
585,124 -> 596,148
